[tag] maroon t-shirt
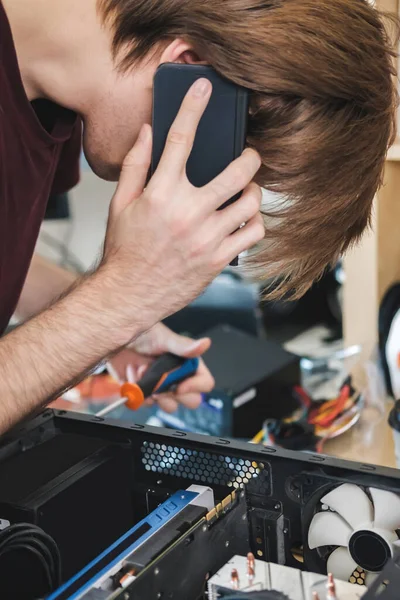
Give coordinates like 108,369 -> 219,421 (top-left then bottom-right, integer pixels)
0,2 -> 81,334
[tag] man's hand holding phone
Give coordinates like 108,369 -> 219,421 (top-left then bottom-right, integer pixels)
101,78 -> 264,344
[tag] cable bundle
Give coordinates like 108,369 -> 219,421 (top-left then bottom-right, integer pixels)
0,523 -> 62,596
252,377 -> 362,453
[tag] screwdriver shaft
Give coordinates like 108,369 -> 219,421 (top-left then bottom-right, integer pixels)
96,397 -> 128,417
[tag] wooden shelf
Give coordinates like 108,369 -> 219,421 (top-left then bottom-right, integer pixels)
343,0 -> 400,393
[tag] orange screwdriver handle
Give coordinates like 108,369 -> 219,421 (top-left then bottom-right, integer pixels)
120,383 -> 145,411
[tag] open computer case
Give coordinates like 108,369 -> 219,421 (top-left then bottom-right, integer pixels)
0,409 -> 400,600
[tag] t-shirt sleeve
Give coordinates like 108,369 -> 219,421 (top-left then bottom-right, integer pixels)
51,118 -> 82,195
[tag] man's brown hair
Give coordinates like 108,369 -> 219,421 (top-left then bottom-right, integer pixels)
99,0 -> 398,297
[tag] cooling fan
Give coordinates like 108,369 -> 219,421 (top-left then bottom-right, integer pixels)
308,483 -> 400,586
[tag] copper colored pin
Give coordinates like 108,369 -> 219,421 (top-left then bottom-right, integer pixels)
231,568 -> 240,589
247,552 -> 255,582
312,593 -> 320,600
247,552 -> 255,569
248,565 -> 255,583
327,573 -> 337,599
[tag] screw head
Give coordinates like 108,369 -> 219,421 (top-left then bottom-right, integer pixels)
155,568 -> 160,576
283,528 -> 288,534
225,540 -> 230,547
242,514 -> 247,520
274,504 -> 280,510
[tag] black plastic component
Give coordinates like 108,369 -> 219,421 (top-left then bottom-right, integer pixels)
379,282 -> 400,398
152,63 -> 249,202
0,434 -> 134,583
164,271 -> 263,339
389,400 -> 400,432
128,504 -> 207,571
152,63 -> 249,267
363,554 -> 400,600
201,325 -> 300,437
349,529 -> 391,572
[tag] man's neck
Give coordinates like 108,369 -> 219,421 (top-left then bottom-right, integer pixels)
2,0 -> 108,110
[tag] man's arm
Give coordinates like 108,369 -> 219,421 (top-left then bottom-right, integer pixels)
15,255 -> 77,321
0,271 -> 131,434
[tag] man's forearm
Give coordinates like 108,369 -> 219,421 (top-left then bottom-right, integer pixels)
15,255 -> 77,321
0,272 -> 134,434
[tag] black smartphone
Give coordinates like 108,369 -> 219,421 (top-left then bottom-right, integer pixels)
151,63 -> 249,208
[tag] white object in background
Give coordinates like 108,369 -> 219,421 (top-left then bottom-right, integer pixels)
385,308 -> 400,399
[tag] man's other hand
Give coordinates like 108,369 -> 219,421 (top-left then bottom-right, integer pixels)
109,323 -> 214,413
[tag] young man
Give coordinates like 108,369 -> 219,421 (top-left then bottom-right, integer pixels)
0,0 -> 397,434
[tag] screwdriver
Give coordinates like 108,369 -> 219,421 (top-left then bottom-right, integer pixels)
96,354 -> 200,417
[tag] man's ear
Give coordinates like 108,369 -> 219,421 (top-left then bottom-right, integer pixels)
159,39 -> 208,66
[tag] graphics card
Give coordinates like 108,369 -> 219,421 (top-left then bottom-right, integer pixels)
47,485 -> 214,600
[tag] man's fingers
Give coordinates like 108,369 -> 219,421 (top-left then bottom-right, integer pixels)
111,124 -> 153,217
176,393 -> 202,409
150,79 -> 212,185
218,212 -> 265,265
152,395 -> 179,413
153,393 -> 202,412
177,360 -> 215,395
216,183 -> 262,238
163,331 -> 211,359
204,148 -> 261,211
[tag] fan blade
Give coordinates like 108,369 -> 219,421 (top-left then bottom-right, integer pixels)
321,484 -> 373,529
326,547 -> 357,582
365,572 -> 378,587
308,511 -> 352,549
370,488 -> 400,531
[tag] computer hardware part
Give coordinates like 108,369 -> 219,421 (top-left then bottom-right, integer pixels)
0,434 -> 133,591
164,271 -> 263,338
47,485 -> 214,600
2,410 -> 400,600
156,324 -> 301,438
208,555 -> 364,600
114,489 -> 247,600
305,483 -> 400,587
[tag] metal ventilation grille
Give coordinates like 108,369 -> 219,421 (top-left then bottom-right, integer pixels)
141,441 -> 270,491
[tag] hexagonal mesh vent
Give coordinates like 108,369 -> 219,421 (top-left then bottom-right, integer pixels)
141,441 -> 269,490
